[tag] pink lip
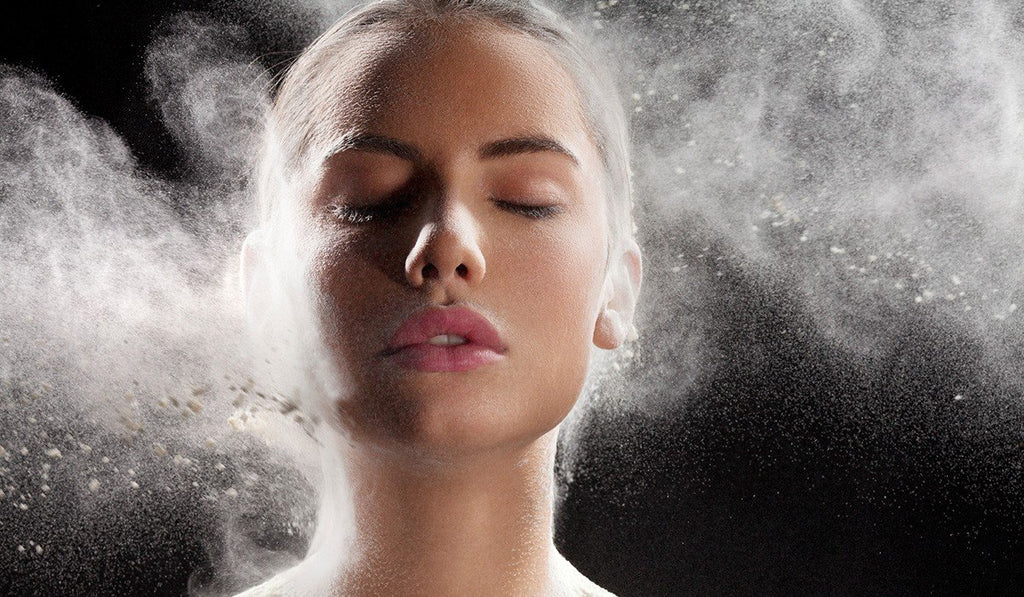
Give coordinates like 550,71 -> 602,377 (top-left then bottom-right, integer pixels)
384,306 -> 507,372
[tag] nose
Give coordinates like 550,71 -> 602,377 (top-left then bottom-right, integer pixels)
404,201 -> 486,289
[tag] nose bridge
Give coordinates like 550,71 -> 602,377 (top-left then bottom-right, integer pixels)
405,183 -> 485,288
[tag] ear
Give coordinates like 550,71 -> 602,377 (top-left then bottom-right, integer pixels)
593,238 -> 643,350
239,228 -> 266,325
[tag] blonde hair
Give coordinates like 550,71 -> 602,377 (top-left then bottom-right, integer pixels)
258,0 -> 634,255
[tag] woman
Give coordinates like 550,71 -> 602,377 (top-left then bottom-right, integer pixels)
238,0 -> 642,594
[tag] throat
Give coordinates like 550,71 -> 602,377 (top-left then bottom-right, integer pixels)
315,432 -> 561,596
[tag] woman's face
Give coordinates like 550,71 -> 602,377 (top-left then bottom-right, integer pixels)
288,21 -> 613,458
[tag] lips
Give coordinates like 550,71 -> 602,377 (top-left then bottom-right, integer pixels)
384,306 -> 507,372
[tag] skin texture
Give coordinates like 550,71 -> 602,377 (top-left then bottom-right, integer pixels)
241,17 -> 640,597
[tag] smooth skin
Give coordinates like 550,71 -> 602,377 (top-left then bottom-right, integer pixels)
241,17 -> 641,597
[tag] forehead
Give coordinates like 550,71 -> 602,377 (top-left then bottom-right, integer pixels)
300,19 -> 597,166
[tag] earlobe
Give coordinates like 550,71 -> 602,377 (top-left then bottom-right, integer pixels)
593,307 -> 627,350
592,240 -> 643,350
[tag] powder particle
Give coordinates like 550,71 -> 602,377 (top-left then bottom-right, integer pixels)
153,443 -> 167,458
88,479 -> 101,492
186,399 -> 204,414
118,414 -> 142,432
129,481 -> 139,489
44,448 -> 61,459
79,443 -> 92,453
214,462 -> 225,471
224,487 -> 238,497
17,545 -> 25,553
34,545 -> 42,555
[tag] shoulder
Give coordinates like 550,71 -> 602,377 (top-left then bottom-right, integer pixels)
552,552 -> 618,597
571,576 -> 618,597
232,574 -> 290,597
231,564 -> 330,597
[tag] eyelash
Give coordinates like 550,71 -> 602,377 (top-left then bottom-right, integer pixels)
327,197 -> 562,225
327,200 -> 411,224
492,198 -> 563,219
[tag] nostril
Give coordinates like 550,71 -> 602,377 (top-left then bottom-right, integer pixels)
456,264 -> 468,278
421,263 -> 439,279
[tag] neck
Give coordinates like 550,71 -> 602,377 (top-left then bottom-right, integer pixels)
309,429 -> 562,597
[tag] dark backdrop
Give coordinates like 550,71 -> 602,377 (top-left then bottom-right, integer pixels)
2,1 -> 1023,595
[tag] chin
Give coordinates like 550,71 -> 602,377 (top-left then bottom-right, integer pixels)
334,386 -> 560,464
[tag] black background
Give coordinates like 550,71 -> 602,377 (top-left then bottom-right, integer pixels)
2,1 -> 1023,595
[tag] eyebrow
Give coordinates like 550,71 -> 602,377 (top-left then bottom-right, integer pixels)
479,136 -> 580,166
324,133 -> 579,167
325,133 -> 422,163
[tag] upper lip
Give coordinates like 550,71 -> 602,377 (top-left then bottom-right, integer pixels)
384,306 -> 506,354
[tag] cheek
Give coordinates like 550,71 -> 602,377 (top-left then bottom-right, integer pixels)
493,218 -> 607,359
306,233 -> 393,366
503,229 -> 607,434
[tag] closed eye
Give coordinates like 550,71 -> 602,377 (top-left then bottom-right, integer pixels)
491,198 -> 564,219
327,198 -> 413,225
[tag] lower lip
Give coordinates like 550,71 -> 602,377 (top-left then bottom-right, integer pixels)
386,343 -> 504,372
